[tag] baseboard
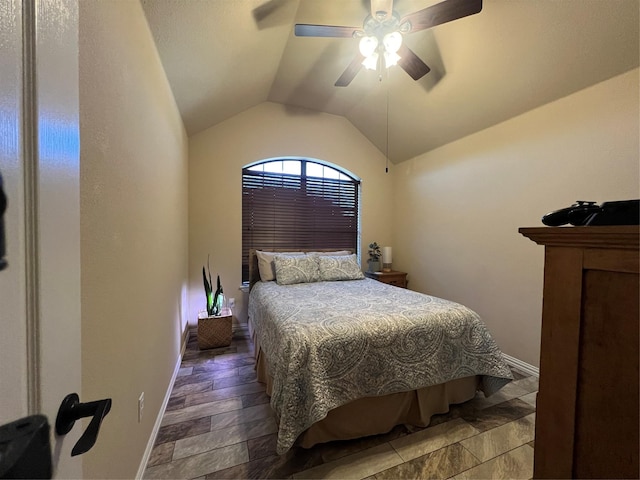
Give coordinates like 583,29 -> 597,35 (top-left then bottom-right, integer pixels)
503,353 -> 539,377
135,326 -> 191,479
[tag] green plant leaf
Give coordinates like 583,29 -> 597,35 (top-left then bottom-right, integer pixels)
212,274 -> 222,315
203,264 -> 214,316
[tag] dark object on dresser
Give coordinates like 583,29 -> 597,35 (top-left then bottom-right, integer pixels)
541,200 -> 600,226
542,199 -> 639,227
585,199 -> 639,226
520,226 -> 639,479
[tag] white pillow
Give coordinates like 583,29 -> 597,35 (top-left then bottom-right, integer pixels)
255,251 -> 304,282
306,250 -> 352,256
274,254 -> 321,285
317,254 -> 365,281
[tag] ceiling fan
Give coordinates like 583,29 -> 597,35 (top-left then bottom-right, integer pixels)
294,0 -> 482,87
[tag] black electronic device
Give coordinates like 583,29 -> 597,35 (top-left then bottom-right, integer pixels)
585,199 -> 639,226
541,201 -> 600,227
542,200 -> 640,227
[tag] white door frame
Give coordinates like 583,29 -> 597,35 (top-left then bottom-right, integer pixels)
29,0 -> 83,475
1,0 -> 83,477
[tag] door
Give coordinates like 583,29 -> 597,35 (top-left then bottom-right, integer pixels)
0,0 -> 82,477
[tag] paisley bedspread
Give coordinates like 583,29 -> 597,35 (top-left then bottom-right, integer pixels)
248,278 -> 513,454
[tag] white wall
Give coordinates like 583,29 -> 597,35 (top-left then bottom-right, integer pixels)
188,102 -> 394,325
393,69 -> 639,367
79,1 -> 189,477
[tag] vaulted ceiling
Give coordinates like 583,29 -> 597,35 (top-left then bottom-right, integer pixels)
141,0 -> 639,163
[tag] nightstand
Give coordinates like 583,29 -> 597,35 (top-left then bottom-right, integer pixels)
364,270 -> 408,288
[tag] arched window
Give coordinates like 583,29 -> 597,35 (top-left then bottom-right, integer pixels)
242,158 -> 360,282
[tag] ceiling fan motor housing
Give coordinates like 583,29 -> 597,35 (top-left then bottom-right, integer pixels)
362,11 -> 402,38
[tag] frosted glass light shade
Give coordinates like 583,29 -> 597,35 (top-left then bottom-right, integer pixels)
383,31 -> 402,53
384,51 -> 400,68
359,36 -> 378,57
362,52 -> 379,70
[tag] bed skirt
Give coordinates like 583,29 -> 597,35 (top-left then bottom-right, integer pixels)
253,333 -> 479,449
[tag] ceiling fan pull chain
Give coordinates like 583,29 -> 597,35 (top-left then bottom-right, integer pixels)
385,73 -> 389,173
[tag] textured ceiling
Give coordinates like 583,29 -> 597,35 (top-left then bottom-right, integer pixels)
141,0 -> 639,163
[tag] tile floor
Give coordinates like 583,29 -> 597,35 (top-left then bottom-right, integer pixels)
144,325 -> 538,479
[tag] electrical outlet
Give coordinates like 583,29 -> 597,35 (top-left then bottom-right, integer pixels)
138,392 -> 144,422
228,298 -> 235,310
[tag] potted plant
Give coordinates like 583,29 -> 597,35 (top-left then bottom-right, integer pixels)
198,256 -> 231,349
203,255 -> 224,317
367,242 -> 382,272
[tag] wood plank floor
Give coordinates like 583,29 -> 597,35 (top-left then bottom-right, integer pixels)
144,325 -> 538,479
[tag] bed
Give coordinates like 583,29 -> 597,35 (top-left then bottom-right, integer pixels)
247,248 -> 513,455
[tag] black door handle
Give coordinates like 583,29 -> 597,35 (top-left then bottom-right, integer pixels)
0,169 -> 8,271
55,393 -> 112,456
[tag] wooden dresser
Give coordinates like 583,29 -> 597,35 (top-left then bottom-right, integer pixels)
520,226 -> 639,479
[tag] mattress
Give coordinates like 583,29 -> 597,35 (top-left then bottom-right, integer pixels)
248,277 -> 513,454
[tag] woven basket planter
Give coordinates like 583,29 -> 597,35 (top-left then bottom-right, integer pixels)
197,311 -> 232,349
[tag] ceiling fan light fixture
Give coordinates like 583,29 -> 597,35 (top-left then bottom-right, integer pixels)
382,31 -> 402,53
384,50 -> 401,68
359,35 -> 379,57
362,52 -> 379,70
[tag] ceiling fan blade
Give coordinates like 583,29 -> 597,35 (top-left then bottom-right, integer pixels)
295,24 -> 361,38
398,44 -> 431,80
335,54 -> 366,87
370,0 -> 394,20
400,0 -> 482,33
252,0 -> 287,26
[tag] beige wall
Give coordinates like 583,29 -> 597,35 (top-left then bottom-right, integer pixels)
79,1 -> 189,478
188,102 -> 394,324
393,68 -> 639,367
